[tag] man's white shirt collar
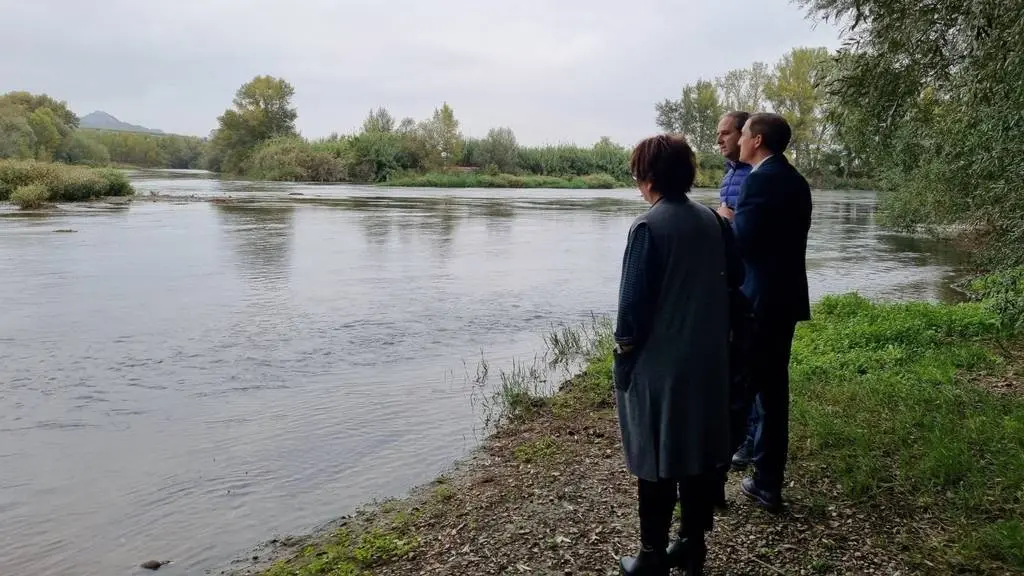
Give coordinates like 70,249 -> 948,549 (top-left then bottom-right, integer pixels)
752,154 -> 775,172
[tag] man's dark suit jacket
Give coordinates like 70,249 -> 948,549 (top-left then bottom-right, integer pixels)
732,154 -> 812,324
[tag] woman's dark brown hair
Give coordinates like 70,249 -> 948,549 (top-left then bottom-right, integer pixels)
629,134 -> 697,199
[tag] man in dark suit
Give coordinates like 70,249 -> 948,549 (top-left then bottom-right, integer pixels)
732,113 -> 812,510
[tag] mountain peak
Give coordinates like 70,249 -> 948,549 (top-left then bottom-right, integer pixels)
80,111 -> 164,134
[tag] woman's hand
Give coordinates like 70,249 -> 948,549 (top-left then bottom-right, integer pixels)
613,345 -> 638,392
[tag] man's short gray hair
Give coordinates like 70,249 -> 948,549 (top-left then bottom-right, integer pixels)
723,111 -> 750,132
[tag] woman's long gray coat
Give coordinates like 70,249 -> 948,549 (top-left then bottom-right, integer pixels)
613,197 -> 731,482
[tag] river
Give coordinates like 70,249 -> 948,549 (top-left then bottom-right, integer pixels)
0,170 -> 963,575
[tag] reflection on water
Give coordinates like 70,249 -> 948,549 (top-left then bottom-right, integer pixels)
0,172 -> 964,576
214,203 -> 296,285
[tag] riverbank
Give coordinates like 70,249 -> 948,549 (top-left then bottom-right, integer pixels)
0,159 -> 133,208
236,293 -> 1023,576
382,172 -> 624,189
166,168 -> 857,192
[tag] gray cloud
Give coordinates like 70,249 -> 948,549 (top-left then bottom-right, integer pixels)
0,0 -> 839,145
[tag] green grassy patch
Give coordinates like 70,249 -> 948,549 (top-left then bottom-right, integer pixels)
513,436 -> 560,463
262,516 -> 417,576
472,358 -> 549,429
788,294 -> 1024,571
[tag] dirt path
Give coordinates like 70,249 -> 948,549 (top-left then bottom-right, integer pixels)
372,410 -> 914,576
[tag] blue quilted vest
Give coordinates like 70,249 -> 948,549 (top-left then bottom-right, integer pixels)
719,161 -> 751,209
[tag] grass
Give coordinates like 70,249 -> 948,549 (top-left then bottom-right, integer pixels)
0,159 -> 133,206
468,316 -> 615,431
544,315 -> 614,369
383,171 -> 625,189
788,293 -> 1024,570
482,358 -> 549,428
512,436 -> 559,463
430,483 -> 455,503
262,511 -> 417,576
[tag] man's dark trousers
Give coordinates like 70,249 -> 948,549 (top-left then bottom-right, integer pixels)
733,153 -> 813,498
748,317 -> 797,493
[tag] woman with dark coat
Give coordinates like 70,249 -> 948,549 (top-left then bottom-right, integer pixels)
613,134 -> 734,576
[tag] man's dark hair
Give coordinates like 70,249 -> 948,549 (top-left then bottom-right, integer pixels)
630,134 -> 697,199
747,112 -> 792,155
724,110 -> 750,132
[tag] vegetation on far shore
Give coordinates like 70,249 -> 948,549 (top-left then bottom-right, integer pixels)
2,41 -> 877,194
0,91 -> 204,171
197,44 -> 873,190
0,159 -> 133,208
2,40 -> 878,199
383,171 -> 623,189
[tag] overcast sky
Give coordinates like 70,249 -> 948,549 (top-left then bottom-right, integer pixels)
0,0 -> 840,145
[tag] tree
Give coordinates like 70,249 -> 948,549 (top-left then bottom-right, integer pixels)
232,76 -> 297,139
362,107 -> 395,134
0,91 -> 79,161
0,111 -> 36,159
27,107 -> 62,160
397,117 -> 417,134
348,131 -> 403,182
716,62 -> 771,112
655,80 -> 723,152
0,91 -> 78,130
764,47 -> 831,171
419,102 -> 462,169
799,0 -> 1024,267
591,136 -> 630,181
208,76 -> 298,173
58,131 -> 110,166
478,127 -> 519,173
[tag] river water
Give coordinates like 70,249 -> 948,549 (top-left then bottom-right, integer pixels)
0,170 -> 962,575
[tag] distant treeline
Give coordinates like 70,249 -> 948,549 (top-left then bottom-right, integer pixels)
196,76 -> 730,188
200,78 -> 636,187
80,129 -> 205,169
655,47 -> 876,189
0,91 -> 206,170
1,80 -> 862,190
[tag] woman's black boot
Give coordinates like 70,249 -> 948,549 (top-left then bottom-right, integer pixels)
619,546 -> 669,576
684,535 -> 707,576
665,536 -> 687,570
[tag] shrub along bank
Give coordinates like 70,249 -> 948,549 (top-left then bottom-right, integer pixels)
0,159 -> 133,208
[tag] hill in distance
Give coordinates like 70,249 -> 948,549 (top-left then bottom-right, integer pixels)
79,111 -> 164,134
